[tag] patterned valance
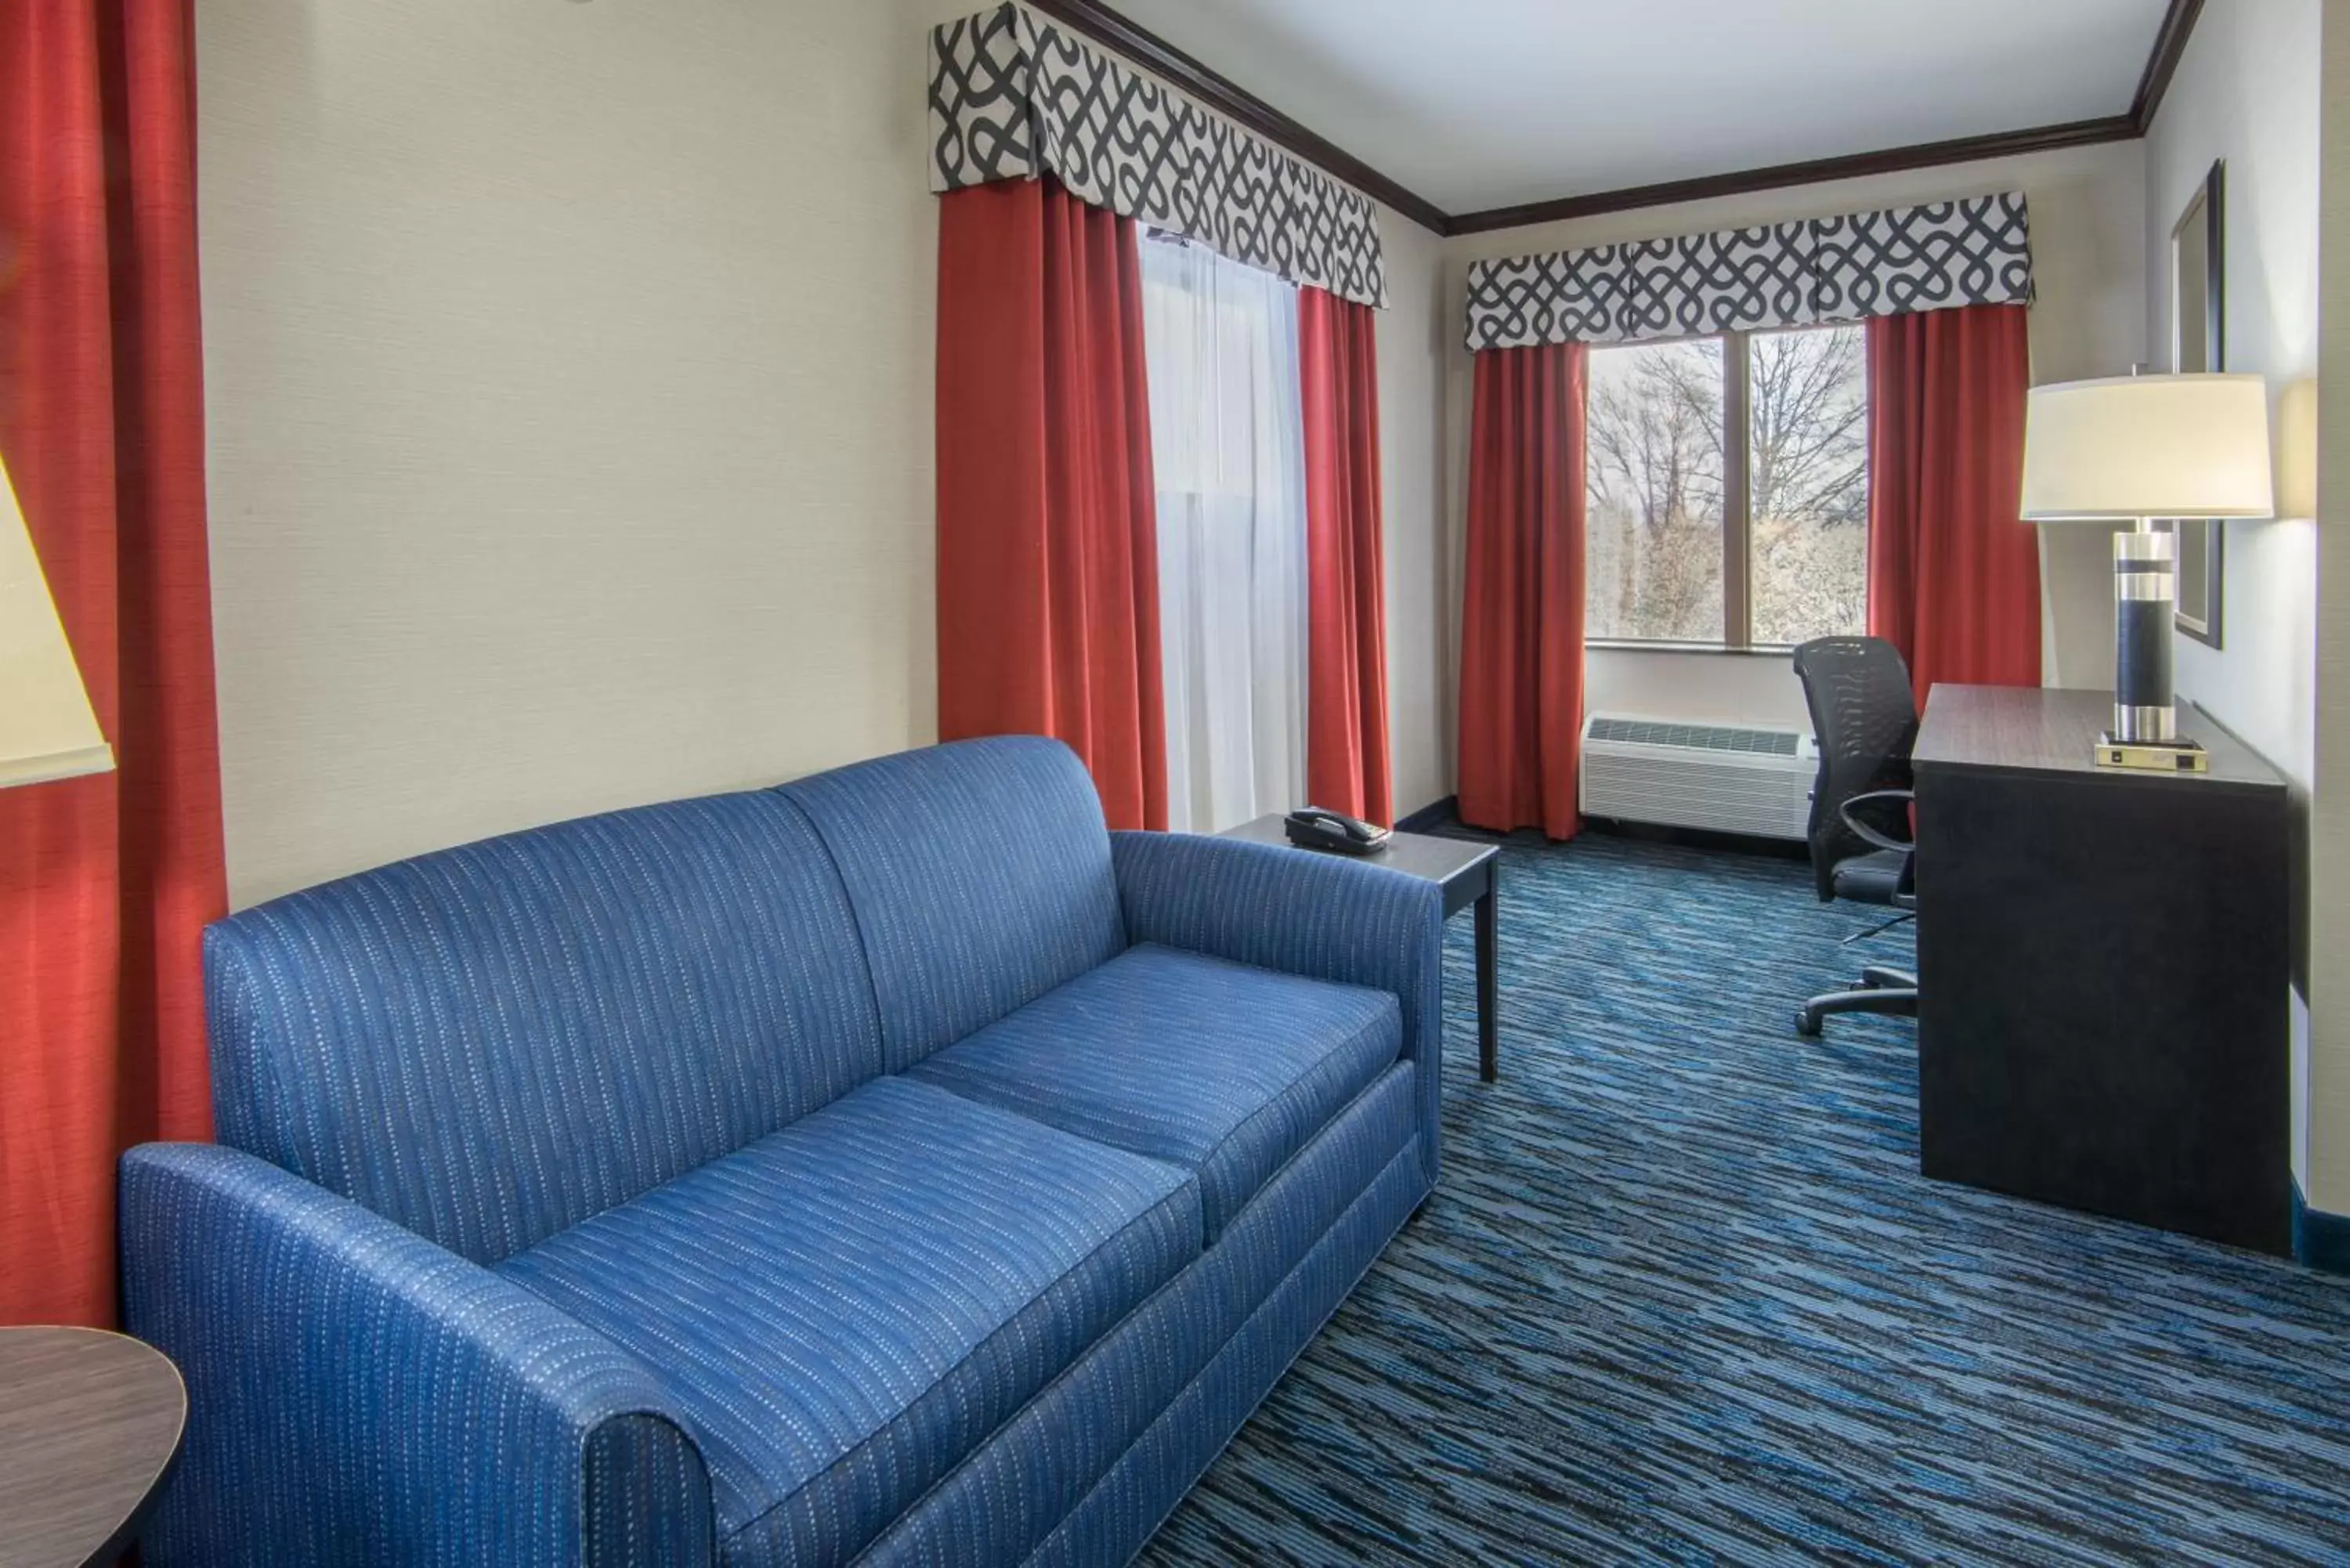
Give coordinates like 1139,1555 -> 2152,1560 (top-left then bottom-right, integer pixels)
1463,192 -> 2031,352
929,4 -> 1386,309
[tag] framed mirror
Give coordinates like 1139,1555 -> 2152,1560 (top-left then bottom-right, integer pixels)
2164,160 -> 2226,647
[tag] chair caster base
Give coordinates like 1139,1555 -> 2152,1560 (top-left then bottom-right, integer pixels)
1795,985 -> 1918,1037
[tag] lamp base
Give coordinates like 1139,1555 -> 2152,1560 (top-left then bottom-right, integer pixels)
2111,701 -> 2178,743
2094,732 -> 2209,773
2113,526 -> 2177,727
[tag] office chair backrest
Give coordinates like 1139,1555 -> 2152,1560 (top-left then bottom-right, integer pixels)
1791,636 -> 1918,902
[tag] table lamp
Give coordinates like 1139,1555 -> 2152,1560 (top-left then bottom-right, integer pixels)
0,450 -> 114,787
2020,373 -> 2272,768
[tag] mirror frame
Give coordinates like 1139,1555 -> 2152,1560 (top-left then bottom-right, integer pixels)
2165,159 -> 2226,649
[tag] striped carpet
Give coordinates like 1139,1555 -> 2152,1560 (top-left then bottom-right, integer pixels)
1137,829 -> 2350,1566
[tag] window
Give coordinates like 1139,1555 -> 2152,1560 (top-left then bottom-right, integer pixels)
1585,337 -> 1726,642
1137,233 -> 1308,834
1584,323 -> 1868,647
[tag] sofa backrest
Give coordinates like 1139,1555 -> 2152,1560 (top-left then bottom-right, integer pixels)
779,735 -> 1126,1071
204,789 -> 884,1263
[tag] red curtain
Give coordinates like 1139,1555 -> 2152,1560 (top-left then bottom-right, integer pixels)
1458,343 -> 1586,840
0,1 -> 225,1326
935,175 -> 1166,831
1297,287 -> 1392,826
1867,302 -> 2041,707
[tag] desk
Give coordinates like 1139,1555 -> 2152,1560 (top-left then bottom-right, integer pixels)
1218,815 -> 1499,1081
1913,685 -> 2290,1253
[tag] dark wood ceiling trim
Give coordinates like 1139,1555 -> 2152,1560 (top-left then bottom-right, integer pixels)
1017,0 -> 2205,242
1444,116 -> 2137,237
2129,0 -> 2205,134
1020,0 -> 1451,234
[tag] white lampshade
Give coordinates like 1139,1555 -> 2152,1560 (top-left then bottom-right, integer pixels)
0,451 -> 114,788
2020,373 -> 2274,522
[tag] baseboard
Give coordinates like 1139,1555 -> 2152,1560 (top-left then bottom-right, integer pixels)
1391,798 -> 1807,858
1581,815 -> 1809,862
1394,796 -> 1458,834
2291,1178 -> 2350,1274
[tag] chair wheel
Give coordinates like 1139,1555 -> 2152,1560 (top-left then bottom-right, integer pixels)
1794,1008 -> 1822,1037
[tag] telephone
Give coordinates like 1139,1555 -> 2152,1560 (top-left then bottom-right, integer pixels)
1282,806 -> 1391,855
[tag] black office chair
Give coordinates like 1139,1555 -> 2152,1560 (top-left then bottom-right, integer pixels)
1791,636 -> 1920,1036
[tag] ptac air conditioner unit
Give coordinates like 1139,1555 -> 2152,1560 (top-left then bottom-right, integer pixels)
1579,714 -> 1817,841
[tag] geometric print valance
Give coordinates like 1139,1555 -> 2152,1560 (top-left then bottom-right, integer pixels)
931,3 -> 1387,309
1463,191 -> 2030,352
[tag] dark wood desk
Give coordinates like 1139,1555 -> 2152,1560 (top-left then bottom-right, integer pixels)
1219,815 -> 1500,1082
0,1327 -> 187,1567
1913,685 -> 2291,1252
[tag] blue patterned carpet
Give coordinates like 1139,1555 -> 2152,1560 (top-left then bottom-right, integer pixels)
1138,829 -> 2350,1566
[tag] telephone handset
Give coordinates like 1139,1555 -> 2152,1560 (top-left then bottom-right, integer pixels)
1282,806 -> 1391,855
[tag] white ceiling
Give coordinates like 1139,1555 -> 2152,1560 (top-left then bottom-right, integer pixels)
1104,0 -> 2170,216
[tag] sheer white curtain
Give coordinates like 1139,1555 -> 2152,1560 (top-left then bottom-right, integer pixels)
1139,234 -> 1308,834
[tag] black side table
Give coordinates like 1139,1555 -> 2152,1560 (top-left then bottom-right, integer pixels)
0,1326 -> 186,1567
1218,815 -> 1500,1082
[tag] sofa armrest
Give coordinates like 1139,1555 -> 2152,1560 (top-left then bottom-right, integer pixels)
1110,831 -> 1445,1180
121,1143 -> 713,1567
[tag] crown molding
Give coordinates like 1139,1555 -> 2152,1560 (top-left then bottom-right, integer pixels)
2129,0 -> 2204,135
1021,0 -> 2203,240
1445,117 -> 2136,237
1020,0 -> 1450,233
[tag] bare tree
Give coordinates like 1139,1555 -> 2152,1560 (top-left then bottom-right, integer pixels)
1585,339 -> 1723,640
1750,327 -> 1866,526
1582,327 -> 1868,645
1749,328 -> 1867,643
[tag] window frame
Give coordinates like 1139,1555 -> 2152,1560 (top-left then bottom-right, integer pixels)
1582,323 -> 1867,654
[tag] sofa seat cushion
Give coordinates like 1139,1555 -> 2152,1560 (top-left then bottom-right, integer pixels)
494,1075 -> 1200,1568
909,942 -> 1401,1242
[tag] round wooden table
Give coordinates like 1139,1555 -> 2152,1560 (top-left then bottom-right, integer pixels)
0,1327 -> 186,1568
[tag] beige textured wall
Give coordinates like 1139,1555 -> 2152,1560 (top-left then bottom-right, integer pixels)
2142,0 -> 2326,1194
2149,0 -> 2323,793
1376,207 -> 1452,818
2308,3 -> 2350,1212
1431,142 -> 2149,774
197,0 -> 1452,905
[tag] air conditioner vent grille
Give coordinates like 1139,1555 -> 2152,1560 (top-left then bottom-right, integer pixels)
1584,717 -> 1799,756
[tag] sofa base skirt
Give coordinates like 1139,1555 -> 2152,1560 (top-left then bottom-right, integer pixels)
849,1061 -> 1428,1568
1028,1139 -> 1428,1566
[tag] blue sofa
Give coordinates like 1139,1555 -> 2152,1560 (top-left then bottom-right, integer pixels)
121,737 -> 1443,1566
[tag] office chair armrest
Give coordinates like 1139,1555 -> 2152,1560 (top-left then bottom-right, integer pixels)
1839,789 -> 1915,855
